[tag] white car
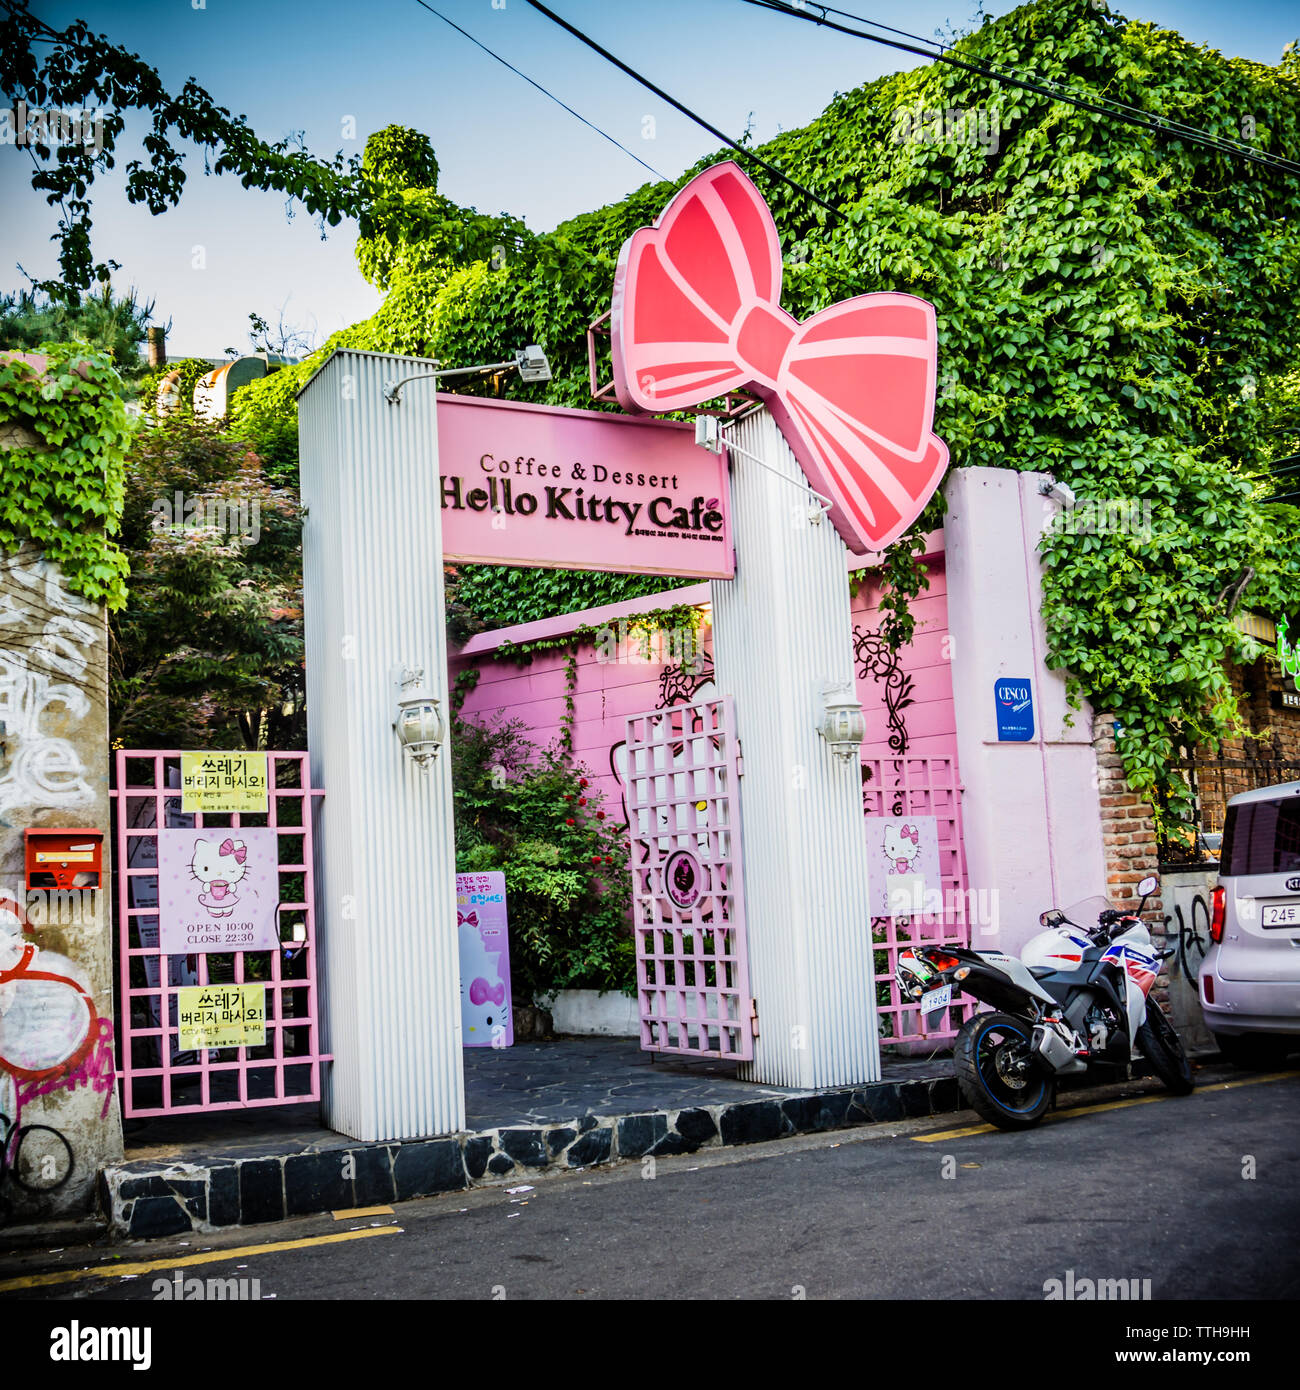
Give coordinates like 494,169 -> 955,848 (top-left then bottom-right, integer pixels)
1200,782 -> 1300,1067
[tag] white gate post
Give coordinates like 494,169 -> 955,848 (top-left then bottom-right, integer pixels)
710,408 -> 880,1088
298,349 -> 464,1140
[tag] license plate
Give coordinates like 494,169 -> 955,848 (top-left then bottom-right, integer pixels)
1262,903 -> 1300,928
919,984 -> 951,1015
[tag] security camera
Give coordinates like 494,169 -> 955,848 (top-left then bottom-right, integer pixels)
1039,478 -> 1076,508
694,415 -> 723,454
515,345 -> 552,383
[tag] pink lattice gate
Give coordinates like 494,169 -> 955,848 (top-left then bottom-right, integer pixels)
864,753 -> 976,1049
112,750 -> 328,1116
624,697 -> 755,1061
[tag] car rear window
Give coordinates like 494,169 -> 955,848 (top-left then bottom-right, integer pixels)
1221,797 -> 1300,876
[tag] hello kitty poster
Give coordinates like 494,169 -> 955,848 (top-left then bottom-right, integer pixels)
456,872 -> 512,1048
864,815 -> 941,919
157,827 -> 280,952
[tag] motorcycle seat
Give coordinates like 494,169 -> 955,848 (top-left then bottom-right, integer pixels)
1029,966 -> 1056,979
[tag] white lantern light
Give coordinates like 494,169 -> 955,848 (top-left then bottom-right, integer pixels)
818,679 -> 866,763
393,666 -> 445,768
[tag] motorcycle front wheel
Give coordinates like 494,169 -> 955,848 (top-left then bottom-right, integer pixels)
1136,996 -> 1194,1094
954,1011 -> 1055,1130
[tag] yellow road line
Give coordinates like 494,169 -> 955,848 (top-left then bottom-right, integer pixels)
0,1224 -> 402,1294
332,1204 -> 394,1220
912,1070 -> 1297,1143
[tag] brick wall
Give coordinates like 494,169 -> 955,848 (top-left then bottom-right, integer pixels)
1092,712 -> 1168,1004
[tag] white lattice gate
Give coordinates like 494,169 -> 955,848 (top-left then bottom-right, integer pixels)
624,697 -> 754,1060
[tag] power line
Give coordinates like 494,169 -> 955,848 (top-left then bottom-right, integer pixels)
740,0 -> 1300,177
410,0 -> 669,183
523,0 -> 848,223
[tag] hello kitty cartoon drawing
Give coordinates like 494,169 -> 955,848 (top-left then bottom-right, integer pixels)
191,837 -> 248,917
882,822 -> 921,876
458,913 -> 509,1045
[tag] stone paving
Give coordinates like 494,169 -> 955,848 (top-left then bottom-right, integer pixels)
94,1036 -> 960,1238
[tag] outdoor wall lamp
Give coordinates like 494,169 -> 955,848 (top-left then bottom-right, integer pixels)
384,345 -> 552,404
694,414 -> 832,523
817,679 -> 866,763
393,666 -> 445,768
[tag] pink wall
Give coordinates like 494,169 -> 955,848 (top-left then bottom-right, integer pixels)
450,538 -> 959,829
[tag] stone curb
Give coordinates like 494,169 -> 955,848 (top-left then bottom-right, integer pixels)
98,1071 -> 963,1240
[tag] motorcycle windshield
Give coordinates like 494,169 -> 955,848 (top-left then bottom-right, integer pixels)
1054,894 -> 1114,930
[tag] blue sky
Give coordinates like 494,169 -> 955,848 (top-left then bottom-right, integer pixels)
2,0 -> 1296,357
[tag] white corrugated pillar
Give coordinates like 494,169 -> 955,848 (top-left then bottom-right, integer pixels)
298,349 -> 465,1140
711,408 -> 880,1087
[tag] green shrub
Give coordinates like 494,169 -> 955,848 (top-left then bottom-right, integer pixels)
451,712 -> 632,1001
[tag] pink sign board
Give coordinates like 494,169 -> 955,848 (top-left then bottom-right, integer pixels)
436,394 -> 733,580
157,827 -> 280,953
456,871 -> 513,1048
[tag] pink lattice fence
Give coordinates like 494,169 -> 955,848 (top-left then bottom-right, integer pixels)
112,750 -> 327,1116
864,753 -> 975,1048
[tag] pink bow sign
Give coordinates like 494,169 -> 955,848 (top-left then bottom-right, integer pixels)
611,161 -> 950,554
455,871 -> 513,1048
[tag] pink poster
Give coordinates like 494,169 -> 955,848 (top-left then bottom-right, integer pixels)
157,827 -> 280,953
865,815 -> 941,919
456,871 -> 513,1048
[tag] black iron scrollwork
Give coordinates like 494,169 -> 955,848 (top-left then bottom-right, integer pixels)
853,625 -> 914,757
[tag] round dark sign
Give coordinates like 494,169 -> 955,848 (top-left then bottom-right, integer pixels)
664,849 -> 703,911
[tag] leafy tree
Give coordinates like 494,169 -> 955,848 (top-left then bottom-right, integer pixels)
452,713 -> 633,998
0,0 -> 362,299
109,414 -> 304,750
0,283 -> 155,380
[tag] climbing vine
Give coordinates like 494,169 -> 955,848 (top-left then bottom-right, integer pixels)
0,342 -> 132,606
222,0 -> 1300,819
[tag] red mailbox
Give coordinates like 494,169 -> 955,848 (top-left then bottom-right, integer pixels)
24,828 -> 104,890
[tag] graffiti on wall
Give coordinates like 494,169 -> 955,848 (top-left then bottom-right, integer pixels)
0,895 -> 115,1129
1163,893 -> 1210,980
0,550 -> 102,816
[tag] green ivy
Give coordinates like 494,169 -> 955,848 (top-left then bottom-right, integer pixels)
229,0 -> 1300,820
0,341 -> 132,607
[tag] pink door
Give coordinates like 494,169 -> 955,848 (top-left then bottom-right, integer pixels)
623,697 -> 754,1061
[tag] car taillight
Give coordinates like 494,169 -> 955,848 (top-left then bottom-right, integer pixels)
1202,973 -> 1215,1004
1209,884 -> 1226,944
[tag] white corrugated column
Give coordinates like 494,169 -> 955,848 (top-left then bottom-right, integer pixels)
298,349 -> 465,1140
711,408 -> 880,1087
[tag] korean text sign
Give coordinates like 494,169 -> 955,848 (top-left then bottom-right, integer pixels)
180,751 -> 269,813
175,983 -> 266,1049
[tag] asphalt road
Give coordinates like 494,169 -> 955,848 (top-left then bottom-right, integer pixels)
4,1069 -> 1298,1302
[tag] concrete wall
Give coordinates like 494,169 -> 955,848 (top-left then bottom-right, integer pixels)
1158,867 -> 1218,1051
0,497 -> 121,1217
944,466 -> 1109,957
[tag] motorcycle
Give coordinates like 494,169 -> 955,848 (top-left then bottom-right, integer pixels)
895,874 -> 1194,1130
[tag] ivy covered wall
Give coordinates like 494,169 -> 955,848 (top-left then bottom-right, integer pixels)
227,0 -> 1300,818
